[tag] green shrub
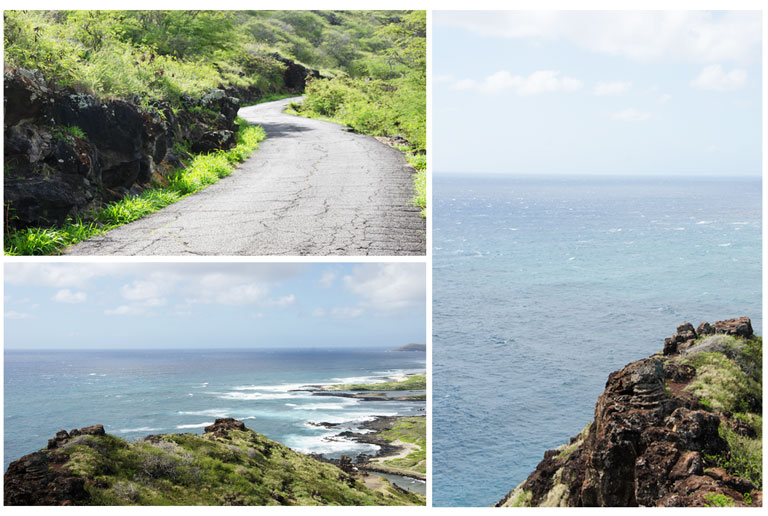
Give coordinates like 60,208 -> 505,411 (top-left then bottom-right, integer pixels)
713,423 -> 762,488
704,493 -> 735,507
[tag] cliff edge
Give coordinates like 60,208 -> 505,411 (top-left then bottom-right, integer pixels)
497,317 -> 762,508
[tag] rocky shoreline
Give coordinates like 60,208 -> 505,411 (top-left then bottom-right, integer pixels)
299,373 -> 427,482
497,317 -> 762,507
312,416 -> 427,482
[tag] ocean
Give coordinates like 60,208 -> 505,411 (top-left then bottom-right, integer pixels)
432,174 -> 761,507
4,348 -> 426,481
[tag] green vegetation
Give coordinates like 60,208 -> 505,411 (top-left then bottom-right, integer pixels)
53,125 -> 87,140
375,417 -> 426,475
329,374 -> 426,392
5,10 -> 423,106
678,334 -> 762,489
703,493 -> 735,507
709,423 -> 762,487
289,11 -> 426,215
4,120 -> 265,255
49,425 -> 423,505
555,424 -> 591,461
502,487 -> 533,507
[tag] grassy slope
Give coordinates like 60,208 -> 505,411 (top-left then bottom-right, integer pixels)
4,11 -> 415,105
287,11 -> 427,216
329,374 -> 426,392
53,426 -> 423,505
678,334 -> 762,488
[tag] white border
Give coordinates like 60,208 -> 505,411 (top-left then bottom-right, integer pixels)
2,1 -> 766,514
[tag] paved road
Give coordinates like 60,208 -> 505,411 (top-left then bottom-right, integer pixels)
65,97 -> 426,256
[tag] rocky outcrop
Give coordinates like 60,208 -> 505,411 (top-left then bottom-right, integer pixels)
270,53 -> 321,91
4,424 -> 109,505
204,418 -> 247,437
3,450 -> 90,506
48,424 -> 106,449
663,316 -> 754,356
4,68 -> 240,228
498,317 -> 762,508
4,419 -> 424,506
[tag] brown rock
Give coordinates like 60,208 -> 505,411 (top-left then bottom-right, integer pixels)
204,418 -> 247,438
663,338 -> 677,356
4,451 -> 90,505
47,430 -> 70,449
669,451 -> 703,480
696,322 -> 713,336
497,318 -> 757,508
713,317 -> 753,338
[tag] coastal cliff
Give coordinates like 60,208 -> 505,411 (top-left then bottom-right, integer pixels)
497,317 -> 762,508
4,418 -> 424,506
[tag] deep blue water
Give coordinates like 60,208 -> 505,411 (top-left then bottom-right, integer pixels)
432,175 -> 761,507
4,348 -> 425,472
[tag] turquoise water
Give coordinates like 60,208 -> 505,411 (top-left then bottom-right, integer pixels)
4,349 -> 425,472
432,175 -> 761,507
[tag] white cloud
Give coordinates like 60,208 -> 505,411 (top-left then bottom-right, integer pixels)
452,70 -> 582,95
121,279 -> 168,301
5,263 -> 127,288
691,65 -> 747,91
186,273 -> 268,305
268,295 -> 295,307
6,263 -> 306,288
318,272 -> 336,288
593,81 -> 632,96
610,108 -> 652,122
311,306 -> 364,319
452,78 -> 478,90
435,11 -> 761,63
433,74 -> 456,84
330,307 -> 365,319
5,311 -> 30,320
343,264 -> 425,313
659,93 -> 673,103
105,305 -> 143,316
52,289 -> 87,304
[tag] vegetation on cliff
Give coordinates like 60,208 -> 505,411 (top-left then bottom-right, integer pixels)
4,419 -> 424,506
498,317 -> 762,508
328,374 -> 426,392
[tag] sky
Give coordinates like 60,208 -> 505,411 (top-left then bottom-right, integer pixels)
433,11 -> 762,176
3,263 -> 426,350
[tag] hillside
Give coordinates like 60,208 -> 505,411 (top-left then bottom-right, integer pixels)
394,343 -> 426,352
4,10 -> 426,253
4,418 -> 424,506
498,317 -> 762,507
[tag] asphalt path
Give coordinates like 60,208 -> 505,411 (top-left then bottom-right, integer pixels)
65,97 -> 426,256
